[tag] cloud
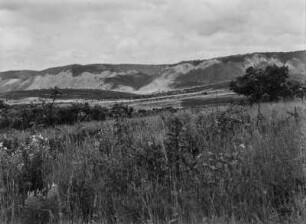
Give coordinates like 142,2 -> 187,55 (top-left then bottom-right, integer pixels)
0,26 -> 32,52
0,0 -> 305,71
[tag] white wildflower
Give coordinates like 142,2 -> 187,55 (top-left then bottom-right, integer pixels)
239,144 -> 246,149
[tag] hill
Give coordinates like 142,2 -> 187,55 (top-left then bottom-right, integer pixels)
0,50 -> 305,94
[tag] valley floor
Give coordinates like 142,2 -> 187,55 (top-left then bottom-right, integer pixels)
3,88 -> 240,110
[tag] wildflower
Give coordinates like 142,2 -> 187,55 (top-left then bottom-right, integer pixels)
0,142 -> 7,151
17,162 -> 24,172
47,183 -> 60,200
93,140 -> 100,148
239,143 -> 246,149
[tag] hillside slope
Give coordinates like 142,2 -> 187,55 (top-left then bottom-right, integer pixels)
0,50 -> 305,94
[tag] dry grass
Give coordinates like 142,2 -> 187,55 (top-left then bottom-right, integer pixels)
1,100 -> 306,224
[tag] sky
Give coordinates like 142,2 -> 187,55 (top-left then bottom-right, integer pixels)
0,0 -> 305,71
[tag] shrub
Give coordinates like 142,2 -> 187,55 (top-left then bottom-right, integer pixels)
0,100 -> 9,110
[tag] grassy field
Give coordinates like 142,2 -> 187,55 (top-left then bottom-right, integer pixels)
1,100 -> 306,223
0,87 -> 237,111
0,83 -> 229,101
181,94 -> 243,108
0,89 -> 141,101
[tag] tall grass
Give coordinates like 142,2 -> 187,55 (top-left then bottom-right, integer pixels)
0,101 -> 306,223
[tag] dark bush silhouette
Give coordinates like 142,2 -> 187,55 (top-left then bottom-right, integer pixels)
0,102 -> 136,130
230,65 -> 306,102
0,100 -> 9,110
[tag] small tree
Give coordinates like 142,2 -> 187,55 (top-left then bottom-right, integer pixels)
230,65 -> 306,102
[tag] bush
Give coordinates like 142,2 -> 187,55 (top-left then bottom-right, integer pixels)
0,102 -> 135,130
0,100 -> 9,110
230,65 -> 306,103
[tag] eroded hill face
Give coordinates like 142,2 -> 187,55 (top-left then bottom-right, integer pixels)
1,51 -> 305,94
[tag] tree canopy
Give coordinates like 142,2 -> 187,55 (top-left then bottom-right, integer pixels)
230,65 -> 306,102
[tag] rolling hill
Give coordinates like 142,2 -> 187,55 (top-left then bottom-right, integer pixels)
0,50 -> 305,95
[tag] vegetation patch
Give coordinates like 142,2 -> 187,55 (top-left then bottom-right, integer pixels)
181,95 -> 243,108
0,89 -> 141,101
1,101 -> 306,223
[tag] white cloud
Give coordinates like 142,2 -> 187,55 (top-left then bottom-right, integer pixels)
0,27 -> 32,52
0,0 -> 305,71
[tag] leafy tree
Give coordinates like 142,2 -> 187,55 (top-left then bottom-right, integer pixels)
230,65 -> 306,102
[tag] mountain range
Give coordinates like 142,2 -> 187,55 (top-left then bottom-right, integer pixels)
1,50 -> 305,94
